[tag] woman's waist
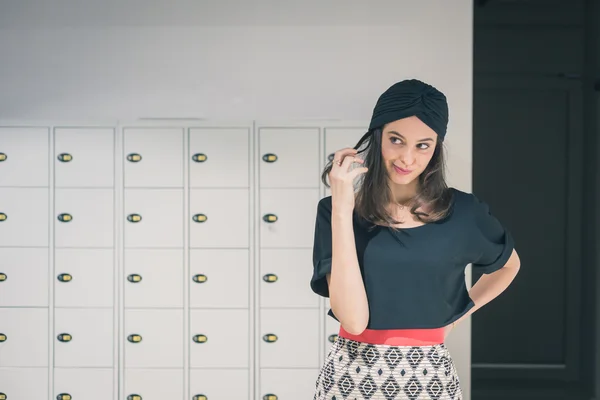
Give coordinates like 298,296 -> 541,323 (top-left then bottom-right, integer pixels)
338,325 -> 445,345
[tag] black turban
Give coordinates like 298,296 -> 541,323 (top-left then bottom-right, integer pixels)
368,79 -> 449,140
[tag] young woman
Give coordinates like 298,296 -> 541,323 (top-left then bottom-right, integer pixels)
311,79 -> 521,400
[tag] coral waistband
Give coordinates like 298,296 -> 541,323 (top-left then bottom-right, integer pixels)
338,326 -> 445,346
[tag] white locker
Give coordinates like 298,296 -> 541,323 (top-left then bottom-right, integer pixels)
124,249 -> 184,309
124,369 -> 184,400
189,188 -> 249,248
0,367 -> 49,400
124,309 -> 184,368
325,311 -> 341,361
189,309 -> 249,368
54,188 -> 115,248
55,248 -> 114,308
259,248 -> 318,309
0,308 -> 48,367
54,308 -> 114,368
54,127 -> 115,188
190,369 -> 250,400
259,309 -> 320,369
54,368 -> 114,400
258,127 -> 320,188
0,127 -> 49,187
124,188 -> 184,248
0,247 -> 49,307
259,188 -> 320,248
189,249 -> 249,309
324,127 -> 368,163
261,369 -> 320,400
189,127 -> 250,188
123,127 -> 184,188
0,188 -> 49,247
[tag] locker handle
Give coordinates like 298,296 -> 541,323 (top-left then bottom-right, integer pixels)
0,333 -> 6,342
193,395 -> 208,400
192,214 -> 208,223
57,394 -> 72,400
0,273 -> 6,282
328,334 -> 338,343
262,153 -> 278,163
192,153 -> 208,163
262,333 -> 278,343
127,395 -> 142,400
263,394 -> 278,400
262,214 -> 277,223
0,392 -> 6,400
57,273 -> 72,282
193,274 -> 207,283
127,153 -> 142,162
193,334 -> 208,343
127,214 -> 142,223
57,153 -> 73,162
263,274 -> 278,283
57,213 -> 73,222
0,213 -> 7,221
128,334 -> 142,343
128,274 -> 142,283
0,152 -> 7,161
57,333 -> 72,342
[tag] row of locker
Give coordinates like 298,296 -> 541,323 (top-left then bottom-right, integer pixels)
0,308 -> 339,368
0,126 -> 330,189
0,187 -> 319,248
0,367 -> 319,400
1,248 -> 317,309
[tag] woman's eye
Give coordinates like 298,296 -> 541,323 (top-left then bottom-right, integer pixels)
390,137 -> 401,144
418,143 -> 430,150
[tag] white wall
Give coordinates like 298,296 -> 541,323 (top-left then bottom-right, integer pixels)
0,0 -> 475,398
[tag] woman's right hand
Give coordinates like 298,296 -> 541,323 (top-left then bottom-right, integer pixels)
328,148 -> 368,212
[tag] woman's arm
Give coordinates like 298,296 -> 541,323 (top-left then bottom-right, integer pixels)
326,207 -> 370,335
457,248 -> 521,324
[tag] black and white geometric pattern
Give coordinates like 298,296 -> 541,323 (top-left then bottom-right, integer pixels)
314,336 -> 462,400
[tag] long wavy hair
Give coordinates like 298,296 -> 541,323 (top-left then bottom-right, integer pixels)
321,126 -> 454,231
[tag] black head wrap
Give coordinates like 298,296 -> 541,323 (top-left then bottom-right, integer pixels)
368,79 -> 449,140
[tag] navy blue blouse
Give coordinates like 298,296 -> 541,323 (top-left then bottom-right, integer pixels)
310,187 -> 515,329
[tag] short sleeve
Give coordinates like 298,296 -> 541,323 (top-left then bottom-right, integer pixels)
470,194 -> 515,274
310,197 -> 333,297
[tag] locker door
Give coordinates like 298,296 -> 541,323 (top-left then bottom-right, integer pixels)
189,309 -> 249,368
324,127 -> 368,163
124,369 -> 183,400
55,188 -> 114,248
55,249 -> 114,308
54,308 -> 113,368
124,189 -> 184,248
260,309 -> 320,368
189,127 -> 250,188
0,367 -> 48,400
190,369 -> 249,400
0,248 -> 48,307
189,249 -> 249,309
325,310 -> 341,362
124,309 -> 184,368
54,127 -> 115,188
260,248 -> 318,308
54,368 -> 113,400
261,369 -> 320,400
189,188 -> 249,248
124,249 -> 184,308
258,127 -> 320,188
123,128 -> 184,188
0,308 -> 48,367
0,188 -> 49,247
0,127 -> 49,187
259,188 -> 320,248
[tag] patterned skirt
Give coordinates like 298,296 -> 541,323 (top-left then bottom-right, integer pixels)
313,336 -> 463,400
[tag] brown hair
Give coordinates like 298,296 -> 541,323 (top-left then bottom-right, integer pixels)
321,126 -> 454,231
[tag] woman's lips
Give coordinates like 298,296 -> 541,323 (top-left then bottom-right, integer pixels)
393,164 -> 412,175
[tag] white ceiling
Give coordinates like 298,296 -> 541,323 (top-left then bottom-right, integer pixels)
0,0 -> 451,28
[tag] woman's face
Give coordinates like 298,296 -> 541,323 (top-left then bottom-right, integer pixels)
381,116 -> 438,186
